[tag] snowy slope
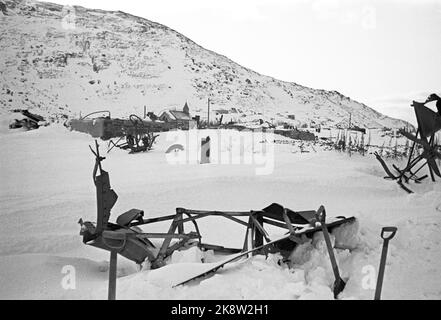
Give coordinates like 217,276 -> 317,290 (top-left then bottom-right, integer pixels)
0,0 -> 409,129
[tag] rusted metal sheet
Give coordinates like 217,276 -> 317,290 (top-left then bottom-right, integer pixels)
69,118 -> 106,138
69,117 -> 174,140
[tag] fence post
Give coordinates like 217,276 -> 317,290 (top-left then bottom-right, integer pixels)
108,250 -> 117,300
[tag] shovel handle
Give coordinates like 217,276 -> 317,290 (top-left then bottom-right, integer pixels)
316,205 -> 326,223
381,227 -> 397,240
375,226 -> 397,300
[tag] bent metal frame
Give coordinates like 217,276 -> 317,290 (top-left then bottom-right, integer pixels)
79,140 -> 355,299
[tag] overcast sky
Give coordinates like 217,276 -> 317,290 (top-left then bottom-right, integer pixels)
51,0 -> 441,124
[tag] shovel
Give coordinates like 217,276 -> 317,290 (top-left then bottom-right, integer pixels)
315,205 -> 346,299
374,226 -> 397,300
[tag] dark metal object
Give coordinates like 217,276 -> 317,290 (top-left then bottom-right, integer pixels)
79,142 -> 356,298
375,100 -> 441,193
9,109 -> 46,131
80,110 -> 111,120
107,114 -> 159,154
102,228 -> 128,301
69,111 -> 172,140
173,233 -> 293,287
374,226 -> 397,300
316,205 -> 346,299
174,206 -> 353,288
108,250 -> 117,300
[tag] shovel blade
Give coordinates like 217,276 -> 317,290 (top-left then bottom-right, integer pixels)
333,277 -> 346,299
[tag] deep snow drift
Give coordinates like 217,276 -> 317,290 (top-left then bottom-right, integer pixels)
0,125 -> 440,299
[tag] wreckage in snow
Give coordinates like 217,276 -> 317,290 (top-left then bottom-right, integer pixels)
106,114 -> 159,154
9,109 -> 48,131
68,110 -> 172,140
375,95 -> 441,193
79,141 -> 355,298
68,111 -> 164,153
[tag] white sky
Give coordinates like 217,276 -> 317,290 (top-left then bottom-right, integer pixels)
50,0 -> 441,124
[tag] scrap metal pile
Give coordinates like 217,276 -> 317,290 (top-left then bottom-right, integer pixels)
106,114 -> 159,154
68,111 -> 161,153
79,141 -> 355,298
9,109 -> 47,131
375,94 -> 441,193
68,110 -> 169,137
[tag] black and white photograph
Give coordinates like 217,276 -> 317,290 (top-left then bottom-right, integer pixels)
0,0 -> 440,302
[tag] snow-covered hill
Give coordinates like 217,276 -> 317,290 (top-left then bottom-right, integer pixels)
0,0 -> 409,129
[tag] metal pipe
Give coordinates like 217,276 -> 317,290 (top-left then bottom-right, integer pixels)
108,250 -> 117,300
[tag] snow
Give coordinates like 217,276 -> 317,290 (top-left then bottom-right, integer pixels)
0,0 -> 438,301
1,124 -> 440,299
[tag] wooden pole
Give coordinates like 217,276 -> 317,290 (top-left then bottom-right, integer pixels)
252,213 -> 264,254
207,98 -> 210,128
108,250 -> 117,300
177,211 -> 184,234
374,227 -> 397,300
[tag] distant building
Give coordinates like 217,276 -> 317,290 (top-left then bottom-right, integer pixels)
214,109 -> 230,115
146,112 -> 158,121
159,102 -> 196,129
183,101 -> 189,115
212,108 -> 240,124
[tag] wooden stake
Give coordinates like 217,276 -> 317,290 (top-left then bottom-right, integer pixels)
207,98 -> 210,128
108,250 -> 117,300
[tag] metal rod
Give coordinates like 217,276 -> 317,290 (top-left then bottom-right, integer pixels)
316,206 -> 346,299
135,232 -> 198,239
250,215 -> 270,242
183,213 -> 202,245
178,208 -> 253,216
405,128 -> 418,167
282,208 -> 295,233
177,212 -> 184,234
409,161 -> 427,179
322,222 -> 341,281
207,98 -> 210,128
132,214 -> 177,226
374,242 -> 389,300
80,110 -> 111,120
108,250 -> 117,300
217,213 -> 249,227
262,217 -> 289,229
242,216 -> 252,252
132,211 -> 249,228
